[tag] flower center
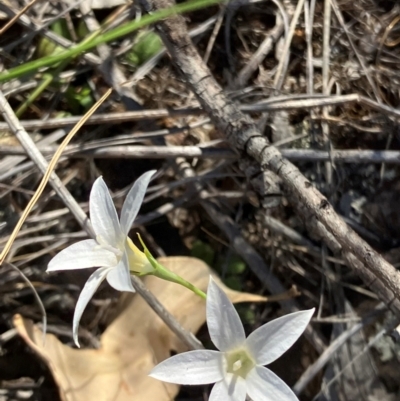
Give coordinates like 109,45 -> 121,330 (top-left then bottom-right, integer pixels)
225,348 -> 255,379
126,237 -> 154,274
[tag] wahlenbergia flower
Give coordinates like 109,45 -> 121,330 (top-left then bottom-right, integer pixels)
47,170 -> 156,346
150,277 -> 314,401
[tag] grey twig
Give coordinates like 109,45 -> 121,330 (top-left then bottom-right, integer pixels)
3,93 -> 400,131
137,0 -> 400,311
330,0 -> 381,101
234,0 -> 288,88
273,0 -> 304,90
4,145 -> 400,165
130,275 -> 204,350
0,90 -> 94,237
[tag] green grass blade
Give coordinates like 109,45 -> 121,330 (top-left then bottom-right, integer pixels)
0,0 -> 223,83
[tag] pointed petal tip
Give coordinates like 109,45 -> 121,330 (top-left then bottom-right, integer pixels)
148,369 -> 159,379
246,307 -> 316,366
148,350 -> 223,385
206,275 -> 246,352
303,307 -> 315,320
145,169 -> 157,176
207,275 -> 217,291
73,330 -> 81,348
120,170 -> 157,236
93,175 -> 104,184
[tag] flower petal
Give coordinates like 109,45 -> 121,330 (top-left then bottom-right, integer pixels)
246,309 -> 314,365
207,277 -> 246,352
47,239 -> 117,271
149,350 -> 223,385
73,266 -> 110,347
120,170 -> 156,236
246,366 -> 299,401
90,177 -> 122,247
106,252 -> 135,292
209,374 -> 247,401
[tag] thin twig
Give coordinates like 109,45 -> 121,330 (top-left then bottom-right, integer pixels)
234,4 -> 287,88
273,0 -> 305,90
3,92 -> 400,131
0,0 -> 39,36
130,275 -> 204,350
4,145 -> 400,165
3,262 -> 47,343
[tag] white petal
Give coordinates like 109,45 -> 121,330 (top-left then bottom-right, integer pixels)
120,170 -> 156,236
246,366 -> 299,401
90,177 -> 122,247
47,239 -> 117,271
209,374 -> 247,401
73,266 -> 110,347
207,277 -> 246,352
106,252 -> 135,292
246,309 -> 314,366
149,350 -> 223,385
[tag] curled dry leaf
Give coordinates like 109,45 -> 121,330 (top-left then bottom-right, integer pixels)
14,257 -> 295,401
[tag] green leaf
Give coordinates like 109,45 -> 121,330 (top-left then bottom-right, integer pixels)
236,304 -> 256,325
125,30 -> 163,67
227,255 -> 246,275
36,19 -> 71,58
64,85 -> 94,114
191,240 -> 215,267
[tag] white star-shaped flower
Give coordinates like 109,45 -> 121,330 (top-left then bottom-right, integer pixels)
47,170 -> 156,346
150,277 -> 314,401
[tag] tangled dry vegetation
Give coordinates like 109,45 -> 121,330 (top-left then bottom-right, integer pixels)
1,0 -> 400,400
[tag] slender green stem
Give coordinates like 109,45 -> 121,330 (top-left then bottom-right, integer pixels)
15,59 -> 69,117
0,0 -> 223,83
152,264 -> 207,299
15,73 -> 53,117
137,233 -> 207,299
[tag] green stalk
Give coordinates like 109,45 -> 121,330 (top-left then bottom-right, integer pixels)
151,261 -> 207,299
137,234 -> 207,300
15,73 -> 54,117
0,0 -> 223,83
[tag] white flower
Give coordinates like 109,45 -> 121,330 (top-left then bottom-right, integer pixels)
150,277 -> 314,401
47,170 -> 156,346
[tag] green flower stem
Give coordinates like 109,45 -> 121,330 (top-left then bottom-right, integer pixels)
0,0 -> 223,83
151,261 -> 207,299
137,234 -> 207,300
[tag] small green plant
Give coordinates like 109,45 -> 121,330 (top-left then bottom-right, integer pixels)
125,30 -> 163,67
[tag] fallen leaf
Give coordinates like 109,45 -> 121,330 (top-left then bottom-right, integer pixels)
14,257 -> 291,401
